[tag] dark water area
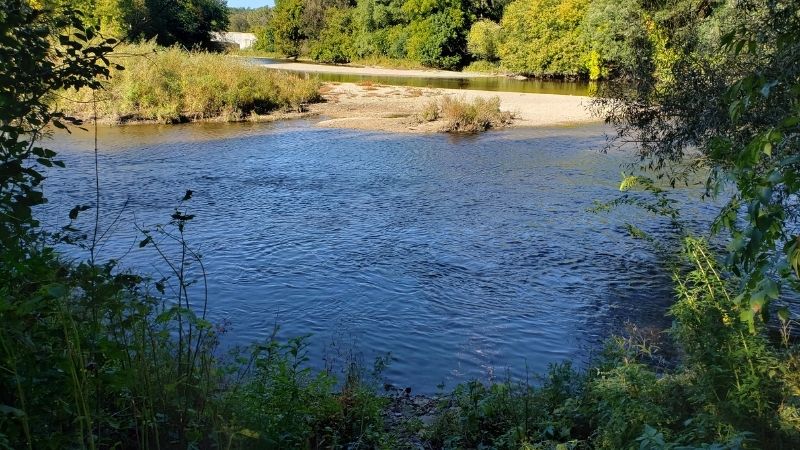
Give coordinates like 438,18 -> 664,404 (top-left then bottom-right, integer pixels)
249,57 -> 592,96
40,121 -> 720,391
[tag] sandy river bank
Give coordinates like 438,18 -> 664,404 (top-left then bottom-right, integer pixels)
308,82 -> 599,133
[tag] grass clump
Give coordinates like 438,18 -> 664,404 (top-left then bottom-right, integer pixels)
64,42 -> 321,123
418,99 -> 440,122
419,96 -> 513,132
223,336 -> 390,448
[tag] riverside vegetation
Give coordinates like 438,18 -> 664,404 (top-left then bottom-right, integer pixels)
418,97 -> 514,132
62,43 -> 321,124
238,0 -> 711,79
3,1 -> 800,450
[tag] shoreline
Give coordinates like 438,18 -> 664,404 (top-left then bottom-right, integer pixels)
70,82 -> 599,133
255,60 -> 495,79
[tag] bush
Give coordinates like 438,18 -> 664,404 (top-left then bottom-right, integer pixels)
253,24 -> 277,52
64,43 -> 321,123
223,336 -> 389,448
464,60 -> 501,73
467,19 -> 502,61
418,99 -> 440,122
435,96 -> 513,132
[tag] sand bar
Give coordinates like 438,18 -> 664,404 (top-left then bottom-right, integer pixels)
310,82 -> 599,133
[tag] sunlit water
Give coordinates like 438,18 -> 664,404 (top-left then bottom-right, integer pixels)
250,57 -> 593,95
41,120 -> 720,390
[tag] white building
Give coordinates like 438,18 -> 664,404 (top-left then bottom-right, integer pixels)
212,32 -> 257,50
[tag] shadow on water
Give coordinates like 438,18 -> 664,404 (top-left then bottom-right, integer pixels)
41,121 -> 720,391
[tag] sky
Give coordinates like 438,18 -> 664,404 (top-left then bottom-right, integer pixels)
227,0 -> 273,7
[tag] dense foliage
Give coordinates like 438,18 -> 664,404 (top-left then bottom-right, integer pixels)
38,0 -> 229,48
597,0 -> 800,331
243,0 -> 662,77
228,6 -> 271,32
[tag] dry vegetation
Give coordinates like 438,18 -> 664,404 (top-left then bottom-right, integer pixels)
61,43 -> 321,124
419,96 -> 513,132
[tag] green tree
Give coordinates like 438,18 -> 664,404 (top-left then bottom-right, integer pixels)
404,0 -> 468,69
596,0 -> 800,329
499,0 -> 589,77
119,0 -> 229,48
271,0 -> 305,57
310,7 -> 355,63
581,0 -> 650,80
349,0 -> 406,58
467,19 -> 501,61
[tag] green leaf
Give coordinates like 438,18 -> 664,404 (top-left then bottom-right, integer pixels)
740,309 -> 756,333
777,307 -> 790,322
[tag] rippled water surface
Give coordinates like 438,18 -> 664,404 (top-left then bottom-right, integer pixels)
42,121 -> 718,390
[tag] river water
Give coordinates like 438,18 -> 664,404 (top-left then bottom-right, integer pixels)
251,57 -> 592,95
41,120 -> 718,390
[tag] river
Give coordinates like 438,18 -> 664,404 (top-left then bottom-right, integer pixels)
251,57 -> 593,95
41,120 -> 718,390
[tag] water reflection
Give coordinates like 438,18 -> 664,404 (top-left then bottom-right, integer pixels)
41,121 -> 719,390
249,57 -> 593,96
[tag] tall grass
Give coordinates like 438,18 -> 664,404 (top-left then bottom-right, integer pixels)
63,43 -> 321,123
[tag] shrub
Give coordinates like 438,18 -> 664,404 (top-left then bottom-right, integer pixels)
426,364 -> 585,449
467,19 -> 502,61
464,60 -> 501,73
385,24 -> 411,60
224,336 -> 388,448
436,96 -> 513,132
418,99 -> 440,122
253,24 -> 277,52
